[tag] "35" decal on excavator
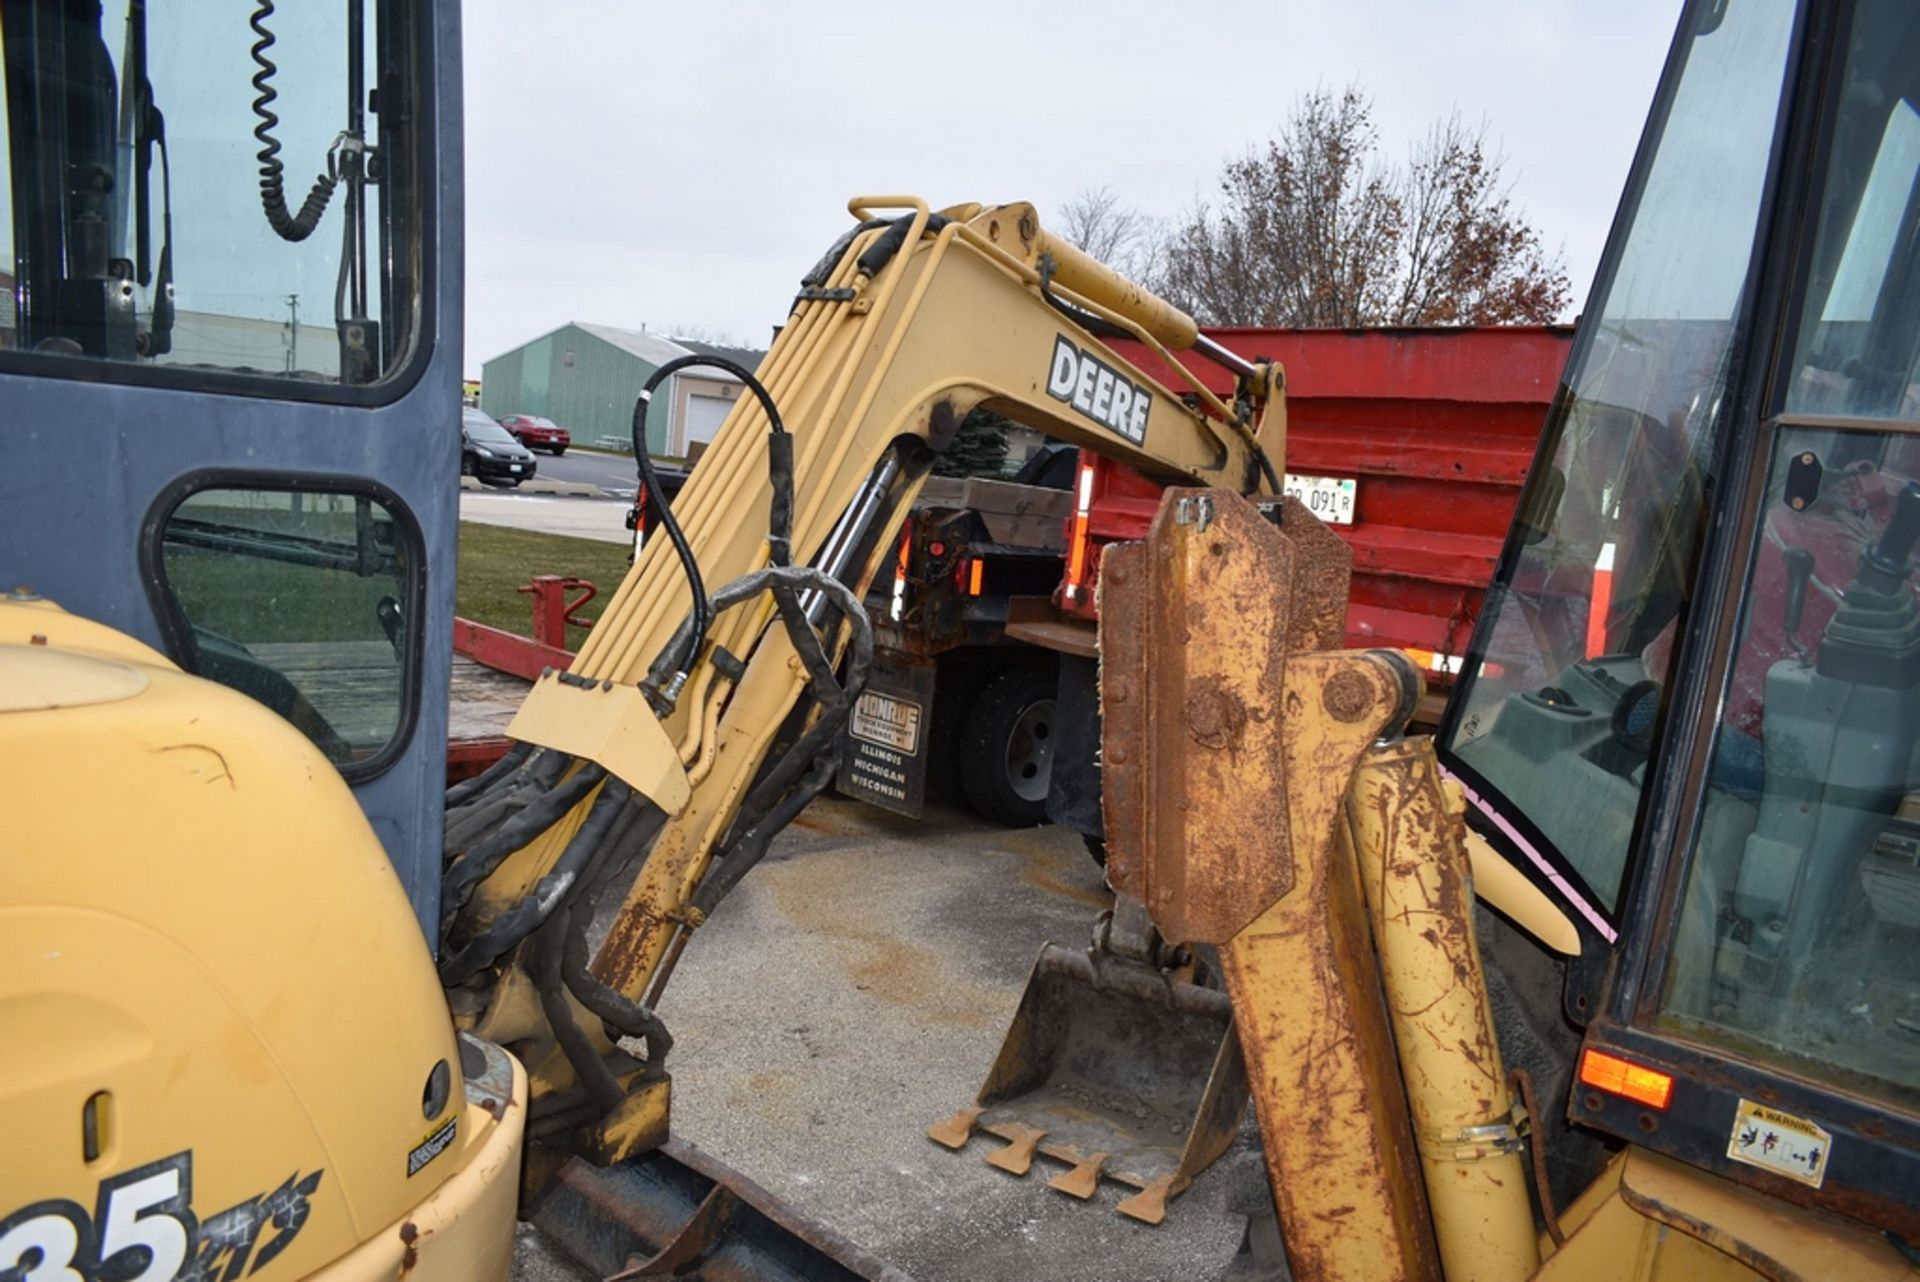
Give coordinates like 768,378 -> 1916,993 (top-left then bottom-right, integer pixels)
0,1152 -> 323,1281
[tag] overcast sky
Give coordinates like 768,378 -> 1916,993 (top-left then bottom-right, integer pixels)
462,2 -> 1681,377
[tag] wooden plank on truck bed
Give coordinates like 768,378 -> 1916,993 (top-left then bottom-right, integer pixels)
915,477 -> 1072,551
1001,595 -> 1098,658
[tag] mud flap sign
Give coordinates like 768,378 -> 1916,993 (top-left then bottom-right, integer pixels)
836,653 -> 936,818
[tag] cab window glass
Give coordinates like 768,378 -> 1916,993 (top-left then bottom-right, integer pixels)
0,1 -> 412,383
1658,0 -> 1920,1105
158,486 -> 415,768
1658,422 -> 1920,1106
1443,0 -> 1797,912
1781,3 -> 1920,420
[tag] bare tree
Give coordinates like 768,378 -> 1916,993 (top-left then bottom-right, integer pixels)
1056,186 -> 1154,277
1150,88 -> 1570,327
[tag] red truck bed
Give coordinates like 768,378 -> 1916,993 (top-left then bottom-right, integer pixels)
1109,325 -> 1573,680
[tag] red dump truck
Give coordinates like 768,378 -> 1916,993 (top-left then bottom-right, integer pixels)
837,325 -> 1574,833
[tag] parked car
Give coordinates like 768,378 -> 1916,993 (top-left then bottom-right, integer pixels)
461,408 -> 537,487
497,413 -> 571,455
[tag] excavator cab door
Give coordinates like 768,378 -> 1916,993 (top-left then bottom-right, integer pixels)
0,0 -> 461,932
1441,0 -> 1920,1242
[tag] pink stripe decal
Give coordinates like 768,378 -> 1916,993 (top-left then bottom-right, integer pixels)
1443,766 -> 1618,943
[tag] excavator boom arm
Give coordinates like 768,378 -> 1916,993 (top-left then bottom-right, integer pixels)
440,197 -> 1284,1160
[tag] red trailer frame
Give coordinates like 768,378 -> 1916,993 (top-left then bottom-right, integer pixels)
1085,325 -> 1572,691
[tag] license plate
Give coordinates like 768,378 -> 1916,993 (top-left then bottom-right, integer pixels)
1283,472 -> 1356,525
509,464 -> 522,473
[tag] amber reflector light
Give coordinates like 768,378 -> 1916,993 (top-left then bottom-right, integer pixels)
1579,1048 -> 1674,1110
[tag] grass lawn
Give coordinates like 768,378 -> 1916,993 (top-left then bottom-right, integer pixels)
456,522 -> 635,651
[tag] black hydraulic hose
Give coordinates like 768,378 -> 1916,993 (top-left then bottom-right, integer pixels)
630,390 -> 708,686
440,761 -> 601,931
445,741 -> 533,809
441,791 -> 527,860
559,819 -> 674,1070
799,218 -> 890,291
691,752 -> 838,917
1249,438 -> 1283,497
632,353 -> 796,686
854,212 -> 950,278
248,1 -> 336,242
529,746 -> 571,788
446,746 -> 554,827
533,915 -> 627,1114
685,567 -> 875,917
643,562 -> 869,701
438,777 -> 633,987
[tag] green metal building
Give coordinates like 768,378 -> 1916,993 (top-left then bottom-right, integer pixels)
478,323 -> 759,459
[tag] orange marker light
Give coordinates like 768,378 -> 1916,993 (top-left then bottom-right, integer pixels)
1062,458 -> 1097,606
968,558 -> 985,596
1579,1048 -> 1673,1110
889,527 -> 912,622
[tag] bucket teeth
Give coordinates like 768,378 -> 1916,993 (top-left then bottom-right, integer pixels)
1115,1174 -> 1179,1226
925,1105 -> 983,1151
1046,1151 -> 1109,1200
983,1123 -> 1047,1177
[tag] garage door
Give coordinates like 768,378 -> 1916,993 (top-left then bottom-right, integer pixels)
683,392 -> 734,450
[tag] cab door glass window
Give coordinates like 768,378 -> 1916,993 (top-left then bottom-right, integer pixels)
1782,2 -> 1920,421
1658,422 -> 1920,1106
157,486 -> 415,769
0,1 -> 413,384
1657,0 -> 1920,1105
1443,0 -> 1797,912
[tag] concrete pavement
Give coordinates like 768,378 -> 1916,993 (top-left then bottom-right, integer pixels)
458,487 -> 632,544
524,798 -> 1259,1281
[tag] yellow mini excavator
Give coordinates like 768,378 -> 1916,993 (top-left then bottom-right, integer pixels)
1,6 -> 1291,1276
7,0 -> 1920,1278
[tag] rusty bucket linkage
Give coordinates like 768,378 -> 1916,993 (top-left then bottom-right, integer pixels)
929,488 -> 1361,1226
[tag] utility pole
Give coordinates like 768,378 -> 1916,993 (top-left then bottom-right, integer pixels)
285,293 -> 300,374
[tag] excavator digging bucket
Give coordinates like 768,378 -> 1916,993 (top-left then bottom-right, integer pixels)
928,941 -> 1248,1225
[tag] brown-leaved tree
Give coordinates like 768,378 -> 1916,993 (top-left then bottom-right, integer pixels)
1150,88 -> 1570,327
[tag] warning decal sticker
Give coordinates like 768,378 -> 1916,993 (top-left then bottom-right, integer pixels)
1726,1098 -> 1831,1189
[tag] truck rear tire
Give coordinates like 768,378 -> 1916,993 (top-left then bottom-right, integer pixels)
959,665 -> 1057,826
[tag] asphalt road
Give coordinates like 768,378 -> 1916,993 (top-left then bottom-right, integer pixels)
533,446 -> 639,496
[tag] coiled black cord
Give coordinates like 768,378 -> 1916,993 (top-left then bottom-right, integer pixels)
249,1 -> 336,242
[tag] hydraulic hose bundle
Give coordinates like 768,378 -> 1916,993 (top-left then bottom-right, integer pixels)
438,358 -> 877,1107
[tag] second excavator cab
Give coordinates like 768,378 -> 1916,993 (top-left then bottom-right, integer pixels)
1441,0 -> 1920,1240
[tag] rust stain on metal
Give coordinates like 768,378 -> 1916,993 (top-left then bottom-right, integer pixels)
397,1220 -> 420,1276
1616,1148 -> 1920,1277
1321,668 -> 1376,723
1100,489 -> 1312,945
1225,813 -> 1442,1281
1184,676 -> 1249,752
1277,494 -> 1354,650
1097,486 -> 1437,1276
